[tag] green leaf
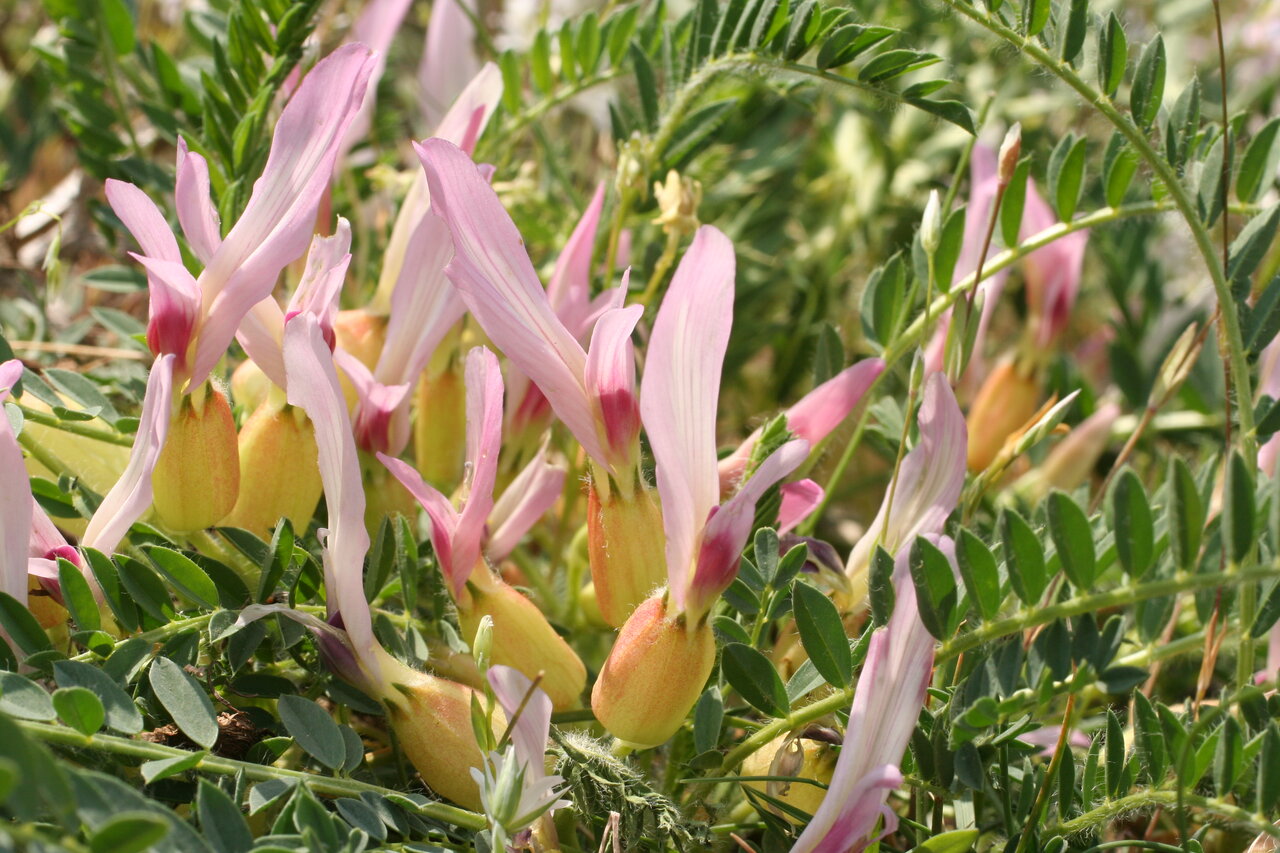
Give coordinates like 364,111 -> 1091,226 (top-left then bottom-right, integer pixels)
1133,692 -> 1167,783
57,557 -> 100,633
1104,709 -> 1126,798
147,547 -> 220,610
1245,272 -> 1280,356
861,254 -> 906,348
1239,117 -> 1280,203
1103,133 -> 1139,206
722,643 -> 789,717
140,750 -> 207,784
1047,491 -> 1096,588
52,687 -> 105,735
1259,725 -> 1280,813
148,656 -> 220,750
198,779 -> 254,853
0,672 -> 56,721
1097,13 -> 1127,97
1252,581 -> 1280,638
1001,159 -> 1030,249
859,49 -> 939,84
0,592 -> 53,656
53,660 -> 143,734
116,556 -> 177,623
909,829 -> 979,853
869,545 -> 896,626
498,50 -> 522,114
1228,205 -> 1280,289
908,536 -> 958,640
335,797 -> 388,843
530,28 -> 554,93
577,10 -> 603,74
792,582 -> 852,687
693,687 -> 724,754
1213,715 -> 1242,795
88,812 -> 169,853
1022,0 -> 1050,37
99,0 -> 136,56
815,24 -> 894,71
1197,132 -> 1228,227
1130,36 -> 1166,130
629,41 -> 659,131
278,695 -> 346,770
1000,509 -> 1046,604
1223,452 -> 1256,565
1047,135 -> 1086,223
1167,456 -> 1203,572
955,529 -> 999,620
1059,0 -> 1087,64
1165,77 -> 1201,171
1111,470 -> 1154,578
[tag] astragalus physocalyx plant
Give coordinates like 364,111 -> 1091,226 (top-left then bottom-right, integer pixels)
5,0 -> 1280,851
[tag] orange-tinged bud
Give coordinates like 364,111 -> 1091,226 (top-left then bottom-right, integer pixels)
413,365 -> 467,488
965,358 -> 1039,473
587,483 -> 666,627
230,359 -> 272,413
458,571 -> 587,711
220,399 -> 322,538
379,659 -> 501,810
591,594 -> 716,748
151,385 -> 239,531
741,735 -> 837,823
333,308 -> 387,410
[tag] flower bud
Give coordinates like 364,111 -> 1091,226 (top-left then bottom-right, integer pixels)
151,384 -> 239,531
27,577 -> 69,638
998,123 -> 1022,187
1014,401 -> 1120,502
220,398 -> 322,538
652,170 -> 703,237
591,594 -> 716,748
965,358 -> 1039,473
413,364 -> 467,488
458,572 -> 587,711
741,735 -> 837,823
920,190 -> 942,256
362,459 -> 419,533
587,483 -> 667,627
230,359 -> 271,414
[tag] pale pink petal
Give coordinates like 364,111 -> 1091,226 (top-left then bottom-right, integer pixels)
584,299 -> 642,468
487,446 -> 566,562
104,180 -> 181,263
778,479 -> 824,534
487,664 -> 552,778
29,503 -> 70,560
237,298 -> 289,390
1021,182 -> 1087,347
845,373 -> 967,582
454,347 -> 504,576
548,184 -> 606,340
686,439 -> 808,615
0,365 -> 32,602
338,349 -> 413,455
175,138 -> 222,264
342,0 -> 414,161
131,255 -> 203,363
417,138 -> 607,465
283,315 -> 375,655
189,45 -> 376,387
640,226 -> 736,612
419,0 -> 482,131
378,453 -> 466,596
82,354 -> 176,556
286,218 -> 353,348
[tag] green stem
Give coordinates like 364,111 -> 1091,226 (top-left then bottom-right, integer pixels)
16,720 -> 488,831
1046,789 -> 1280,841
17,404 -> 135,446
933,0 -> 1257,463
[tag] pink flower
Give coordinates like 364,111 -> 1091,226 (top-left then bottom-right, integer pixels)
0,360 -> 33,604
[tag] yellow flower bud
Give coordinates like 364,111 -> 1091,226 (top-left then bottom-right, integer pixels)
458,571 -> 587,711
591,594 -> 716,748
965,358 -> 1040,473
587,483 -> 666,628
151,384 -> 239,532
220,398 -> 322,539
413,364 -> 467,488
741,735 -> 837,823
230,359 -> 272,414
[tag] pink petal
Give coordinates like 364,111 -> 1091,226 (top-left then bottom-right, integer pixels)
0,360 -> 23,402
686,439 -> 808,615
778,479 -> 824,535
419,0 -> 483,130
283,315 -> 375,655
237,298 -> 289,390
845,373 -> 966,582
787,358 -> 885,445
342,0 -> 414,161
416,138 -> 607,465
175,138 -> 222,264
584,299 -> 642,469
189,44 -> 376,387
104,179 -> 181,263
82,354 -> 176,556
0,372 -> 32,602
29,503 -> 70,560
639,226 -> 736,612
378,453 -> 466,596
337,349 -> 413,455
1021,181 -> 1087,347
547,184 -> 606,340
286,218 -> 353,349
487,664 -> 553,778
130,255 -> 202,363
487,445 -> 566,562
454,346 -> 504,575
